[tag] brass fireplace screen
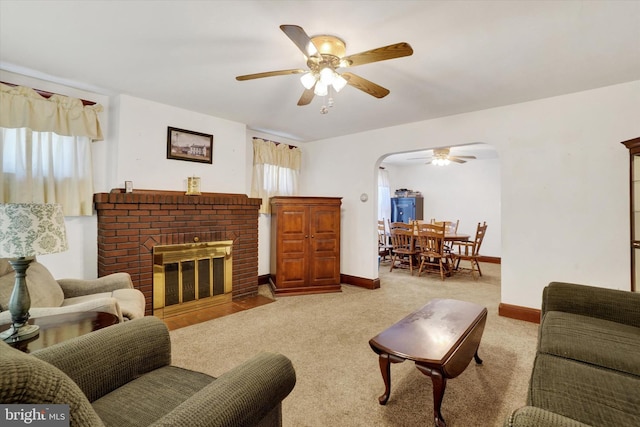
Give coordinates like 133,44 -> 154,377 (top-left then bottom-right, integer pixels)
153,240 -> 232,318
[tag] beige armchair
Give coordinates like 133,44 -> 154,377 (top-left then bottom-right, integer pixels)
0,258 -> 145,323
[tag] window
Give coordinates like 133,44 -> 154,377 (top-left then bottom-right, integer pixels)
250,138 -> 301,214
0,84 -> 103,216
1,128 -> 94,215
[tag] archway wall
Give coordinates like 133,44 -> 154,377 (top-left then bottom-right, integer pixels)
299,80 -> 639,310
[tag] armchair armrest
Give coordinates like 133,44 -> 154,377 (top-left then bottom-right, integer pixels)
504,406 -> 593,427
58,272 -> 134,298
1,297 -> 123,322
543,282 -> 640,328
149,352 -> 296,427
33,316 -> 170,401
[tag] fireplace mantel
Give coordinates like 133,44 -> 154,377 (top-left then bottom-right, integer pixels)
94,189 -> 262,315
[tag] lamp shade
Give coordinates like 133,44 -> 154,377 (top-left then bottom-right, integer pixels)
0,203 -> 68,258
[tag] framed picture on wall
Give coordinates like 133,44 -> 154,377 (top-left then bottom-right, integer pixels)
167,127 -> 213,164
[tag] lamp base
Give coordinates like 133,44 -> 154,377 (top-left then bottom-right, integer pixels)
0,322 -> 39,342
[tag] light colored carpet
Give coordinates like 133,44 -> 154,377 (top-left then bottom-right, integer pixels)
170,263 -> 539,426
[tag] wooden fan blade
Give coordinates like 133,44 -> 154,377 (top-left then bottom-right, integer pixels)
341,72 -> 390,98
236,69 -> 306,81
450,158 -> 467,164
341,42 -> 413,67
453,155 -> 477,159
280,24 -> 320,58
297,88 -> 315,106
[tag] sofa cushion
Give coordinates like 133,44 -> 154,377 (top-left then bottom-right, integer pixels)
529,352 -> 640,427
0,259 -> 64,311
540,311 -> 640,377
92,366 -> 214,427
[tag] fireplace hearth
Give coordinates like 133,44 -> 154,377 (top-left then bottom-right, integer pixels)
94,189 -> 261,315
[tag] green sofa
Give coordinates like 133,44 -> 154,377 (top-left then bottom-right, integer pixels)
0,316 -> 296,427
505,281 -> 640,427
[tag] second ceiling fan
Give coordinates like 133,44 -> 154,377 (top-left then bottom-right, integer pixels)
236,25 -> 413,110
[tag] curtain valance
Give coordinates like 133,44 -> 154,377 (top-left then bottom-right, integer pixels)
252,138 -> 301,170
0,83 -> 104,141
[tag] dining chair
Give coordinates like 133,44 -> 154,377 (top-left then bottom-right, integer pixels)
452,221 -> 488,279
431,219 -> 459,234
388,220 -> 412,231
415,223 -> 450,280
378,219 -> 392,262
389,228 -> 420,275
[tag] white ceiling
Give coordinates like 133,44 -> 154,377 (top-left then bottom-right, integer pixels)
1,1 -> 639,146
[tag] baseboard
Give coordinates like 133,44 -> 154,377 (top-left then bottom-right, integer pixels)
479,256 -> 501,264
340,274 -> 380,290
258,274 -> 270,286
498,303 -> 540,324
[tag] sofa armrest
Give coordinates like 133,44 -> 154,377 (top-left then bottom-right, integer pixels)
33,316 -> 170,402
58,272 -> 134,298
542,282 -> 640,328
149,352 -> 296,427
504,406 -> 593,427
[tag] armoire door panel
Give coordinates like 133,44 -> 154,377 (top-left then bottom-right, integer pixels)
281,209 -> 308,235
279,258 -> 306,287
310,256 -> 340,284
281,239 -> 306,254
312,237 -> 338,253
312,209 -> 339,234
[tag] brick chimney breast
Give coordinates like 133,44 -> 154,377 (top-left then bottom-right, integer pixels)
94,189 -> 262,315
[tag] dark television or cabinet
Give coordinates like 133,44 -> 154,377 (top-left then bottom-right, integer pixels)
391,197 -> 424,223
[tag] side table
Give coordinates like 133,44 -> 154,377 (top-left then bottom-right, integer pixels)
0,311 -> 119,352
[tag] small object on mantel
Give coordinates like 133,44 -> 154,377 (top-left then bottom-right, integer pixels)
186,176 -> 201,195
125,181 -> 133,193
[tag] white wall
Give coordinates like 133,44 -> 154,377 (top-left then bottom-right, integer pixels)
301,81 -> 639,309
115,95 -> 247,194
385,157 -> 501,257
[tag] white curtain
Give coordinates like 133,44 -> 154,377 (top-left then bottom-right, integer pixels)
251,138 -> 301,214
0,128 -> 94,216
378,168 -> 391,223
0,84 -> 102,216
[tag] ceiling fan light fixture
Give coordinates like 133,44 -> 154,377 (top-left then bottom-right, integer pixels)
433,157 -> 450,166
300,72 -> 316,89
332,73 -> 348,92
314,81 -> 328,96
319,67 -> 335,86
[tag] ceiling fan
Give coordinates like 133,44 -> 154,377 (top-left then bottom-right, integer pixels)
235,25 -> 413,111
410,148 -> 477,166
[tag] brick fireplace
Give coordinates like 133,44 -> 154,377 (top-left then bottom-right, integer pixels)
94,189 -> 261,315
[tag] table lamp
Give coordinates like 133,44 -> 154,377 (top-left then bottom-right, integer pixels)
0,203 -> 68,342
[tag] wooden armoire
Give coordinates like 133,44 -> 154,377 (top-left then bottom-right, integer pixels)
269,196 -> 342,296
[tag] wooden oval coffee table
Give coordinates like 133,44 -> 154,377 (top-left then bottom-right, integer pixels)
369,298 -> 487,427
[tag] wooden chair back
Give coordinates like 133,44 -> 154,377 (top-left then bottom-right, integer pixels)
416,223 -> 445,257
390,228 -> 414,251
389,220 -> 412,231
470,221 -> 488,256
431,219 -> 459,234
